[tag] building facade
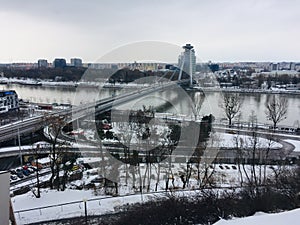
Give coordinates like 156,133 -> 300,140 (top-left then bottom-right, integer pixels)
178,43 -> 196,85
53,58 -> 67,68
0,90 -> 19,113
38,59 -> 48,68
70,58 -> 83,67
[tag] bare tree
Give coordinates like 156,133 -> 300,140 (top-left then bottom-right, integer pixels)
265,95 -> 288,129
219,93 -> 242,127
31,144 -> 44,198
239,112 -> 273,193
163,124 -> 180,191
115,122 -> 134,187
43,114 -> 68,190
233,133 -> 245,186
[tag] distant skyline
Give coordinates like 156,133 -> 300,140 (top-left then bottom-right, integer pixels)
0,0 -> 299,63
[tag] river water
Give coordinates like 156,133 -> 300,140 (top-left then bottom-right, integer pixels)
1,83 -> 299,127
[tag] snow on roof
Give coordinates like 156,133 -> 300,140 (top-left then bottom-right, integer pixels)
38,157 -> 51,164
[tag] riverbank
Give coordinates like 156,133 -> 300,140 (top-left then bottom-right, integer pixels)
198,86 -> 300,95
2,77 -> 299,95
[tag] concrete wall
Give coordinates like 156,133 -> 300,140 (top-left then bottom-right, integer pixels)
0,171 -> 10,225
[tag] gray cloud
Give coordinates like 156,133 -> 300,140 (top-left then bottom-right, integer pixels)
0,0 -> 299,62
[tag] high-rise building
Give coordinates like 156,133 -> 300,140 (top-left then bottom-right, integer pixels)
269,63 -> 279,71
290,62 -> 296,71
38,59 -> 48,68
53,58 -> 67,68
178,44 -> 196,86
70,58 -> 83,67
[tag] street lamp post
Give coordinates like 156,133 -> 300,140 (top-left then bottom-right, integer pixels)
17,128 -> 23,166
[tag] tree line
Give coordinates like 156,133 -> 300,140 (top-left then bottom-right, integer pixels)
1,67 -> 190,83
1,67 -> 86,81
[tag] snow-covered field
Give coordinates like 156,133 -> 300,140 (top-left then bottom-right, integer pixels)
214,208 -> 300,225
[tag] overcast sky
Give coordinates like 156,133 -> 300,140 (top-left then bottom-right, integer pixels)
0,0 -> 299,63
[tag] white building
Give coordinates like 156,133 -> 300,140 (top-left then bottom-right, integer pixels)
178,44 -> 196,85
0,90 -> 19,113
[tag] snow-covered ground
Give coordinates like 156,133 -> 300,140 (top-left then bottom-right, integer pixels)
12,188 -> 152,225
11,159 -> 298,224
216,132 -> 283,149
12,184 -> 300,225
284,139 -> 300,152
213,208 -> 300,225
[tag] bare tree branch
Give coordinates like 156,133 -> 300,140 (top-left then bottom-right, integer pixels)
219,93 -> 242,127
265,95 -> 288,129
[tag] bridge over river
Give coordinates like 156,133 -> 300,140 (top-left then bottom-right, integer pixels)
0,79 -> 187,144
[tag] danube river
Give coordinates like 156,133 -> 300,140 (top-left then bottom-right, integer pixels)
1,83 -> 299,127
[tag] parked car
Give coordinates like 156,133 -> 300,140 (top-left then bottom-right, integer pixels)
22,169 -> 30,176
101,123 -> 112,130
28,166 -> 38,171
10,169 -> 17,175
22,165 -> 29,170
10,175 -> 18,181
27,167 -> 35,174
16,169 -> 24,179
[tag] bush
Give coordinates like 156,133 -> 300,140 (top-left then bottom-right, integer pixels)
113,188 -> 300,225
